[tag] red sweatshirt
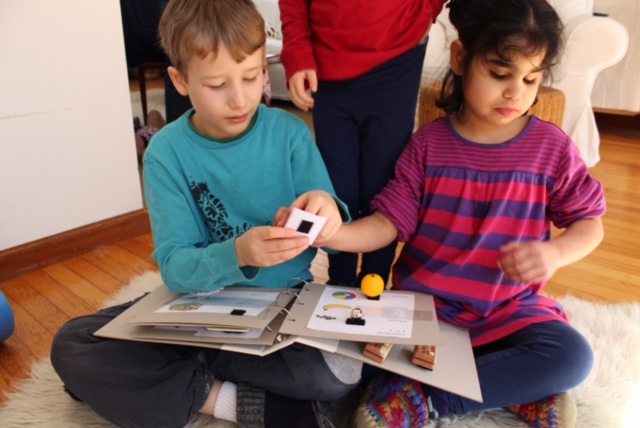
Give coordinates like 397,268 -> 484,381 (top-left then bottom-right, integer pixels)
279,0 -> 447,81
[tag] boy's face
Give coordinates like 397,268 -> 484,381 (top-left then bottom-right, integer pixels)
169,44 -> 265,140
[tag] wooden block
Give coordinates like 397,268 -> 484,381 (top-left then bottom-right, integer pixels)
363,342 -> 394,363
412,345 -> 437,370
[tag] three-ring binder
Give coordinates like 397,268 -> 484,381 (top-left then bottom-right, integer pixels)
94,277 -> 483,403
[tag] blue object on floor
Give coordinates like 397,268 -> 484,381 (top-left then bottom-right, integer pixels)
0,290 -> 15,343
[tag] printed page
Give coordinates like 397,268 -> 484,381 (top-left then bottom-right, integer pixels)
155,289 -> 279,316
306,286 -> 415,339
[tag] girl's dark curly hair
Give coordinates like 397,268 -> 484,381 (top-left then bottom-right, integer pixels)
437,0 -> 564,115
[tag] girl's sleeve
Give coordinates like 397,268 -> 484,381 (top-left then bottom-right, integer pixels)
279,0 -> 317,81
371,133 -> 426,242
143,155 -> 258,294
548,137 -> 606,229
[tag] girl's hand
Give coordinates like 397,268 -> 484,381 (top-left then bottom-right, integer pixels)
275,191 -> 343,247
499,218 -> 604,284
498,240 -> 560,284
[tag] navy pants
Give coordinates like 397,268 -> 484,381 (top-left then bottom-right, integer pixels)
312,43 -> 428,286
363,321 -> 594,415
50,297 -> 360,428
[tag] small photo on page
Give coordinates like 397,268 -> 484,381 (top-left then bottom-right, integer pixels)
284,208 -> 328,245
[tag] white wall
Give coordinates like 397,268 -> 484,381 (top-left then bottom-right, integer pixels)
0,0 -> 144,251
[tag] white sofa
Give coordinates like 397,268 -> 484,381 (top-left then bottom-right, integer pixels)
421,0 -> 628,167
254,0 -> 290,101
591,0 -> 640,115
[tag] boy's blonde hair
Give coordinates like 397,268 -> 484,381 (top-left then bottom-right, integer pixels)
158,0 -> 266,78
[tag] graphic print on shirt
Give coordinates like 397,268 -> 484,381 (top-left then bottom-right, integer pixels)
190,180 -> 250,241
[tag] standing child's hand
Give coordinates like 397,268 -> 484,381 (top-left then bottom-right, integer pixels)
288,70 -> 317,112
235,226 -> 309,268
498,240 -> 560,284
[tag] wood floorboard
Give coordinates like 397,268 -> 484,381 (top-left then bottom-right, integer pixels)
0,337 -> 35,390
80,247 -> 151,284
1,281 -> 68,335
62,257 -> 126,296
1,293 -> 50,358
21,270 -> 95,319
134,234 -> 155,248
118,238 -> 157,265
41,264 -> 112,311
0,108 -> 638,405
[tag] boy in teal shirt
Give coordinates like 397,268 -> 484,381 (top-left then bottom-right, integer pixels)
51,1 -> 360,427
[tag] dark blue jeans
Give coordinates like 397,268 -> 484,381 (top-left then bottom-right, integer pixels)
312,42 -> 428,286
50,297 -> 360,428
363,320 -> 594,415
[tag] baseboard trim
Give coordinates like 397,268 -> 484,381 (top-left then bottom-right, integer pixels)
0,210 -> 151,283
594,111 -> 640,131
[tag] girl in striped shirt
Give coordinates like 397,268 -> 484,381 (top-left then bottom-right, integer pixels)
293,1 -> 605,427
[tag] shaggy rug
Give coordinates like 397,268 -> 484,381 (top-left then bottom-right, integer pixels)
1,271 -> 639,428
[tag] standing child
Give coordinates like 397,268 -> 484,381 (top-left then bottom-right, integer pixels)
50,1 -> 362,427
303,0 -> 605,426
279,0 -> 448,287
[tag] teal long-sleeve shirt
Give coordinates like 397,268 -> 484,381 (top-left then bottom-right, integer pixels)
143,105 -> 347,293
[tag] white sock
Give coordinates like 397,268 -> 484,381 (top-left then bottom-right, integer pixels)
212,381 -> 237,423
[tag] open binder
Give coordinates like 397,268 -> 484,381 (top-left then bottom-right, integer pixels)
279,282 -> 449,346
95,280 -> 482,402
120,285 -> 297,346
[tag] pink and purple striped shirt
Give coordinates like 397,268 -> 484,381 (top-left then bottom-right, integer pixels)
372,116 -> 605,346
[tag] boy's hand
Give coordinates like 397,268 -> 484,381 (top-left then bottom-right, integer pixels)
288,70 -> 317,112
275,191 -> 342,247
235,226 -> 309,268
498,241 -> 560,284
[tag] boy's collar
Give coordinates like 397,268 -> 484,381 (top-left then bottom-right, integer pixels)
185,107 -> 260,143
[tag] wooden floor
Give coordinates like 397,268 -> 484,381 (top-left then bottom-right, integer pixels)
0,103 -> 639,405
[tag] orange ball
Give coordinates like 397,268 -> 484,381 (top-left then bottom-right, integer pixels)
360,273 -> 385,298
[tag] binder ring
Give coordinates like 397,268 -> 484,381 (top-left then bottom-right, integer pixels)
263,305 -> 295,322
279,290 -> 303,305
285,277 -> 310,291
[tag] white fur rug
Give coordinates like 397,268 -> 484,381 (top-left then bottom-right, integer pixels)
1,271 -> 639,428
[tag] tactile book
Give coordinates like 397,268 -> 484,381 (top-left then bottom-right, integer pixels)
95,281 -> 482,402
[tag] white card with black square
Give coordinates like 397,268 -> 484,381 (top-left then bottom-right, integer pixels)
283,208 -> 328,245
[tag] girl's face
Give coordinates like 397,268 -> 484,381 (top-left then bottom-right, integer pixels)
168,44 -> 265,140
455,41 -> 546,137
